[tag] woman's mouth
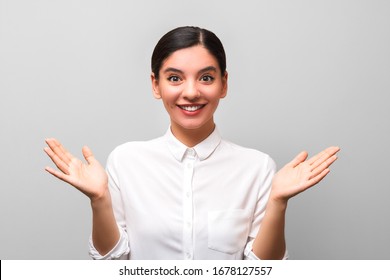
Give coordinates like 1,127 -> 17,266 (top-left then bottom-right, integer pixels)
177,104 -> 206,112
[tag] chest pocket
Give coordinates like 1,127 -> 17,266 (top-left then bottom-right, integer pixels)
208,209 -> 251,254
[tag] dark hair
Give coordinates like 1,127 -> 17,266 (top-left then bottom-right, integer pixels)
151,26 -> 226,80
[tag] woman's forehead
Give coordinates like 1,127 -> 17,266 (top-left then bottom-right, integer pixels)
160,45 -> 220,73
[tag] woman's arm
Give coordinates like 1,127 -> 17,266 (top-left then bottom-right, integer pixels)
252,146 -> 340,259
44,138 -> 119,255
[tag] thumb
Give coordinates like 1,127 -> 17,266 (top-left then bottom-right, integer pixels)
82,146 -> 95,164
288,151 -> 308,168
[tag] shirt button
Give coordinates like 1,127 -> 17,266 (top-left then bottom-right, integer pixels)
186,163 -> 192,168
185,253 -> 192,259
186,221 -> 191,228
186,191 -> 190,197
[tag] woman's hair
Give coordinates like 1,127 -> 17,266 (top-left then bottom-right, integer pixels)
151,26 -> 226,79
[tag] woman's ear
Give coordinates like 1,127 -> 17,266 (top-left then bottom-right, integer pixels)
220,71 -> 228,98
151,73 -> 161,99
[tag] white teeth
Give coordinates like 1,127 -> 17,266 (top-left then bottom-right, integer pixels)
179,105 -> 204,112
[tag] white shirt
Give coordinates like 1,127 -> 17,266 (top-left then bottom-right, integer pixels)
89,127 -> 287,260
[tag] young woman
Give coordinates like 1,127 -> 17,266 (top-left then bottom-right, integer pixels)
44,26 -> 339,260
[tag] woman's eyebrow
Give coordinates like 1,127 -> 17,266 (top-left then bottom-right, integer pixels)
198,66 -> 217,74
163,67 -> 183,74
163,66 -> 217,75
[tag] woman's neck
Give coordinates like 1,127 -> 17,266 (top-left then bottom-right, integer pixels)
170,121 -> 215,148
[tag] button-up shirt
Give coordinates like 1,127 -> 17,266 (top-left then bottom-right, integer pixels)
89,127 -> 287,260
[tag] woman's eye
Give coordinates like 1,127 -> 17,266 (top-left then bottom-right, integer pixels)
168,76 -> 181,82
201,75 -> 214,82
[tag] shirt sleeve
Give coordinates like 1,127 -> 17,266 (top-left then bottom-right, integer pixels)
88,224 -> 130,260
243,155 -> 288,260
88,149 -> 131,260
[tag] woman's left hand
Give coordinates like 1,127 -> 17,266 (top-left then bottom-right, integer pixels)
270,146 -> 340,203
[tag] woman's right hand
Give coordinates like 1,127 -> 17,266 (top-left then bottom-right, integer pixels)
44,138 -> 109,202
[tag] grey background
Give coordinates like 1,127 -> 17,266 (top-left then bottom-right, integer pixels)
1,0 -> 389,259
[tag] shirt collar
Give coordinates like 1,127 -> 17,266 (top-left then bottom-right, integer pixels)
165,126 -> 222,162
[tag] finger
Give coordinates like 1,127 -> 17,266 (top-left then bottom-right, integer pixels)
308,146 -> 340,167
45,166 -> 73,184
45,138 -> 73,165
287,151 -> 308,168
306,168 -> 331,188
82,146 -> 95,165
310,155 -> 338,179
310,147 -> 340,171
44,146 -> 70,175
54,138 -> 74,161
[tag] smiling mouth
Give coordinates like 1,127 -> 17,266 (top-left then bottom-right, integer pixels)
177,104 -> 206,112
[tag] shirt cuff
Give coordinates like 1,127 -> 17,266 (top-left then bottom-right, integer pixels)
244,239 -> 289,260
88,225 -> 130,260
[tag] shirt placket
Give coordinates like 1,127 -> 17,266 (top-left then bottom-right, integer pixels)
182,148 -> 196,260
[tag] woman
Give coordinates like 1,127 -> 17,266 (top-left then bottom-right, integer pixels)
44,26 -> 339,260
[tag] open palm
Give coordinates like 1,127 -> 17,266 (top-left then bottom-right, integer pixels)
44,138 -> 108,201
271,146 -> 340,202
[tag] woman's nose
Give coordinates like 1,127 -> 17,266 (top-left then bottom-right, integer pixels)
182,81 -> 199,100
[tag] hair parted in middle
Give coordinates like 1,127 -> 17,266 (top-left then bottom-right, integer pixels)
151,26 -> 226,80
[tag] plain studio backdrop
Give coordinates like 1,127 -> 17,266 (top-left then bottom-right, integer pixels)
0,0 -> 389,260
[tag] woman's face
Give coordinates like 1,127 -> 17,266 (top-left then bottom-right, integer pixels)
151,45 -> 228,134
